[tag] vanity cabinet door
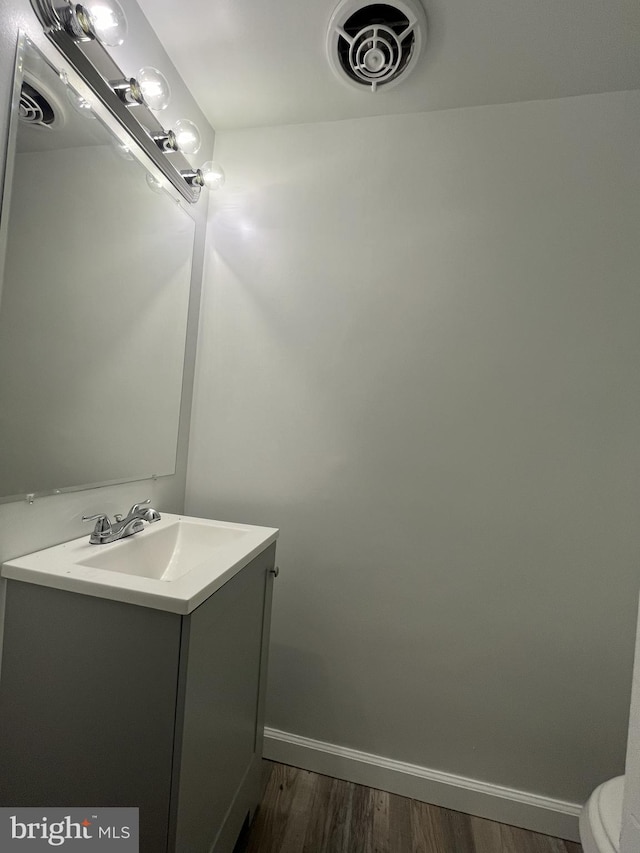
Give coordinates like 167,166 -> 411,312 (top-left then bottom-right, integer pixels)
0,581 -> 182,853
171,544 -> 276,853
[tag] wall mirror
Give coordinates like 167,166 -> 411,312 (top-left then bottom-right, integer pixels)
0,35 -> 196,503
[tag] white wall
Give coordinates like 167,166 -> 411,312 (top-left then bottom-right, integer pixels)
187,91 -> 640,819
0,0 -> 213,564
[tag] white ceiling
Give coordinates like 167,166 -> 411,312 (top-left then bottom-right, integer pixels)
137,0 -> 640,131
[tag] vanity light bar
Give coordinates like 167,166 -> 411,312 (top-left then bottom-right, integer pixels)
110,77 -> 144,106
181,169 -> 204,188
56,3 -> 94,42
183,163 -> 226,191
59,0 -> 127,46
152,130 -> 179,153
27,0 -> 218,203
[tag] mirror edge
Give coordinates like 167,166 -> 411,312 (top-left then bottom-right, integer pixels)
0,32 -> 26,319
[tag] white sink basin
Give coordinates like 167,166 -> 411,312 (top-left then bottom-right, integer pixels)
1,513 -> 279,614
79,520 -> 250,581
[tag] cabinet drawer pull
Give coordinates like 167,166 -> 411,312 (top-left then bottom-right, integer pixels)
270,566 -> 280,578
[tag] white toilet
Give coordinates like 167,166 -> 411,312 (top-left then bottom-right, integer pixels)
579,776 -> 624,853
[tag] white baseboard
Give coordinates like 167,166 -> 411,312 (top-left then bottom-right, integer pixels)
263,727 -> 581,842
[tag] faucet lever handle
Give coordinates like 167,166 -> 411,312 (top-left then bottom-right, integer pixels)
131,498 -> 151,512
127,499 -> 151,516
82,513 -> 111,534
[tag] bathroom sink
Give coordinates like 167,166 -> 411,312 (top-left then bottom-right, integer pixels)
1,514 -> 279,614
79,519 -> 250,581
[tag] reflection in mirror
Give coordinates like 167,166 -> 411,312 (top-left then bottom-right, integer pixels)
0,37 -> 196,502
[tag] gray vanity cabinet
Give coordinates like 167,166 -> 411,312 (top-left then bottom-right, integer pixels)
0,543 -> 276,853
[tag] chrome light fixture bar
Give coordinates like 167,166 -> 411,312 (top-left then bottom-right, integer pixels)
181,169 -> 204,188
28,0 -> 202,203
110,77 -> 145,105
152,130 -> 179,153
182,162 -> 225,190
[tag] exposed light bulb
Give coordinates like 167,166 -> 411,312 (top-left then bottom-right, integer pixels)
200,161 -> 225,190
137,67 -> 171,111
173,119 -> 201,155
83,0 -> 128,46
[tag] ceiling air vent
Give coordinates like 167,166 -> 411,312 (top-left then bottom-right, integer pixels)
327,0 -> 427,92
19,82 -> 56,127
18,67 -> 67,131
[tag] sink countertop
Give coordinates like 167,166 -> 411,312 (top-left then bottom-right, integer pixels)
1,513 -> 279,614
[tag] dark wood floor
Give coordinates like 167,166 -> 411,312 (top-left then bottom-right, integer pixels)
236,762 -> 583,853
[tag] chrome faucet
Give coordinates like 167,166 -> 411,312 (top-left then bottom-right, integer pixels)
83,499 -> 161,545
